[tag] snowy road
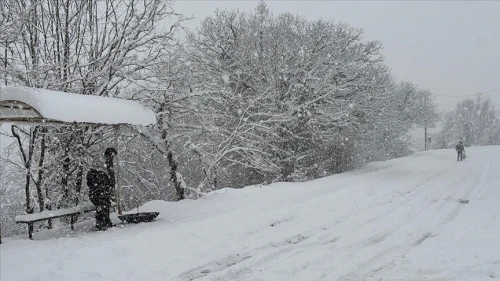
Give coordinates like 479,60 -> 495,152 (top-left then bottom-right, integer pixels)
1,147 -> 500,281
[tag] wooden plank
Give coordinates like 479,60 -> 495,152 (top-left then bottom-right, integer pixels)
18,210 -> 92,240
16,203 -> 96,223
16,202 -> 116,239
16,210 -> 91,224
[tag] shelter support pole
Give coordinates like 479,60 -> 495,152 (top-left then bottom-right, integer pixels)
114,125 -> 123,215
424,126 -> 428,151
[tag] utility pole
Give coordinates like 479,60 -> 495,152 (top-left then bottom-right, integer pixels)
424,126 -> 428,150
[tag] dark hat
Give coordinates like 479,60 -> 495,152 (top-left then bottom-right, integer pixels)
105,147 -> 117,158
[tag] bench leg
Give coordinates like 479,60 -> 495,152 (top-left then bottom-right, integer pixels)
28,223 -> 34,240
70,215 -> 75,230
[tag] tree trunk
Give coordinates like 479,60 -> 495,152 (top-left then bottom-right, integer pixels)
24,168 -> 32,214
74,165 -> 83,205
163,127 -> 184,200
59,142 -> 71,208
45,187 -> 52,229
11,125 -> 38,214
35,127 -> 46,211
158,101 -> 185,201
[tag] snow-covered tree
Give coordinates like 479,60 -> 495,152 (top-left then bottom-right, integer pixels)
1,0 -> 187,219
435,97 -> 500,148
183,2 -> 440,190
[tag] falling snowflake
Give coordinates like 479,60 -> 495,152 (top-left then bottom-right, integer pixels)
222,73 -> 230,84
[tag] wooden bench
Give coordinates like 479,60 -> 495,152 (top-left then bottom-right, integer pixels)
15,203 -> 114,240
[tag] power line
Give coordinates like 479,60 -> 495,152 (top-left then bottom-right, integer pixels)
433,87 -> 500,98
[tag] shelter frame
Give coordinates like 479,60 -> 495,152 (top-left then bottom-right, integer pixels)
1,87 -> 157,220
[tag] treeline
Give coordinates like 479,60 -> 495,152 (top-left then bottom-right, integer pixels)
0,1 -> 439,237
434,97 -> 500,149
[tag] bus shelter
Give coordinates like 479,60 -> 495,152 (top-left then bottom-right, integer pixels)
0,86 -> 156,218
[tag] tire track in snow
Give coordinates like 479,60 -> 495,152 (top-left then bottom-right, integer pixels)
341,161 -> 491,281
243,165 -> 454,273
176,165 -> 454,281
298,164 -> 452,247
176,254 -> 252,281
288,162 -> 475,281
314,164 -> 457,250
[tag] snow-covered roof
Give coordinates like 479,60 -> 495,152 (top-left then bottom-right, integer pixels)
0,86 -> 156,126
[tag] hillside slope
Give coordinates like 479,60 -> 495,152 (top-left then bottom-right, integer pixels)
1,147 -> 499,281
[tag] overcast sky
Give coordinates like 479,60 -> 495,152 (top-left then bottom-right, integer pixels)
174,0 -> 500,112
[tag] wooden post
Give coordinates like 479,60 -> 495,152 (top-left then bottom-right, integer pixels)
28,223 -> 34,240
70,215 -> 75,230
113,125 -> 123,215
424,126 -> 428,151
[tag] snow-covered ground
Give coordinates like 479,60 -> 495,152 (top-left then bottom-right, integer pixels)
1,147 -> 500,281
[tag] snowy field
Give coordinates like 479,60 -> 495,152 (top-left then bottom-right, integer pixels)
1,146 -> 500,281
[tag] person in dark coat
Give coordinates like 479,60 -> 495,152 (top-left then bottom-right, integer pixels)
455,141 -> 465,161
87,169 -> 113,230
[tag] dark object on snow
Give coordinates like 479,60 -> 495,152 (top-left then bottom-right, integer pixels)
456,141 -> 465,161
118,212 -> 159,224
87,169 -> 113,230
458,199 -> 470,204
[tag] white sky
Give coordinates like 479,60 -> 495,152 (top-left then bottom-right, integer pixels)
174,0 -> 500,112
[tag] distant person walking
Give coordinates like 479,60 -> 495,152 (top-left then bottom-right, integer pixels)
455,141 -> 465,161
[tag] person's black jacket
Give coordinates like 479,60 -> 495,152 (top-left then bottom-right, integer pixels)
86,169 -> 111,206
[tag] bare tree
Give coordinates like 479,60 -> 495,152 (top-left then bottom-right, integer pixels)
436,97 -> 500,148
1,0 -> 188,220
